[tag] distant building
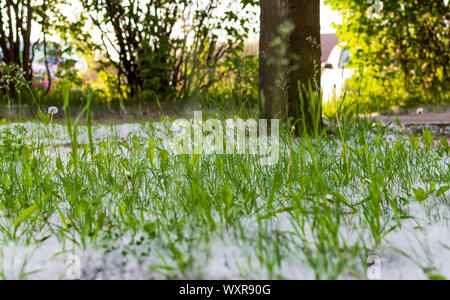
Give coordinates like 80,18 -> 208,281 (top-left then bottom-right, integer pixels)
320,34 -> 339,63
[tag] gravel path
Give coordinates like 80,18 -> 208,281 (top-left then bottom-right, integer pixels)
371,109 -> 450,139
379,113 -> 450,125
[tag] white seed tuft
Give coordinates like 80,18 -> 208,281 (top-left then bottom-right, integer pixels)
48,106 -> 59,115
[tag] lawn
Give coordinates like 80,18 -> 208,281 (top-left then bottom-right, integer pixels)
0,113 -> 448,280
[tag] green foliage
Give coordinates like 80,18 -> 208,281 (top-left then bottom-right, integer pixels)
326,0 -> 449,107
0,64 -> 27,102
0,0 -> 260,109
0,0 -> 65,82
75,0 -> 258,101
204,50 -> 259,115
0,125 -> 27,154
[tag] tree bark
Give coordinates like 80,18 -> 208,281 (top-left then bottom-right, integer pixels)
259,0 -> 288,121
260,0 -> 321,131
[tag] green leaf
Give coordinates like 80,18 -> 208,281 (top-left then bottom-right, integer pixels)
409,135 -> 419,151
436,186 -> 449,198
147,147 -> 155,166
119,202 -> 127,216
413,188 -> 427,202
428,274 -> 447,281
422,129 -> 433,149
14,205 -> 38,228
424,267 -> 447,280
440,137 -> 449,151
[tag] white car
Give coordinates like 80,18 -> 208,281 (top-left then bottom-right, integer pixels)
321,45 -> 354,103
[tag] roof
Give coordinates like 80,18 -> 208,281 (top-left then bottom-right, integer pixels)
320,33 -> 339,62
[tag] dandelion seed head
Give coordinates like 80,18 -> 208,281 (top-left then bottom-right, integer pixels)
290,126 -> 296,136
48,106 -> 59,115
416,108 -> 424,115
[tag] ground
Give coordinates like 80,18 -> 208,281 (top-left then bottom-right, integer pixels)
0,110 -> 449,280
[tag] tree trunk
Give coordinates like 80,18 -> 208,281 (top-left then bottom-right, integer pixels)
0,0 -> 34,82
259,0 -> 288,121
260,0 -> 321,131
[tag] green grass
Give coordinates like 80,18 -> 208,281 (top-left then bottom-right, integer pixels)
0,107 -> 448,279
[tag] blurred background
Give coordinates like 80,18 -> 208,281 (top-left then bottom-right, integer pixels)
0,0 -> 448,121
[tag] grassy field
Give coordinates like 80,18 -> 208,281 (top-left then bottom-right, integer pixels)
0,109 -> 449,280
